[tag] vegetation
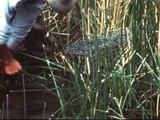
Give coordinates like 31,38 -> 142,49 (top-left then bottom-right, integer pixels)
2,0 -> 160,119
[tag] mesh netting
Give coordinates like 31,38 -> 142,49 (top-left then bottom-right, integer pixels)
63,27 -> 132,56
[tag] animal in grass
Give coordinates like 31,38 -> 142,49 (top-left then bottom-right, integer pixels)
0,0 -> 76,75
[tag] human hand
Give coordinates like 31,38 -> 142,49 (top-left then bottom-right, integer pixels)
0,45 -> 22,75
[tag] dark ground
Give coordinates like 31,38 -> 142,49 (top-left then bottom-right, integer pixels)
0,73 -> 60,119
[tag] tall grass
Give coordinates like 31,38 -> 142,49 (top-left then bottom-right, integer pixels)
20,0 -> 160,119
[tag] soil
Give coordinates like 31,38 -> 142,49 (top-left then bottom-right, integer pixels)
0,74 -> 60,119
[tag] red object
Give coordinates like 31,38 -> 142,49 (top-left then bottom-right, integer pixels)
0,45 -> 22,75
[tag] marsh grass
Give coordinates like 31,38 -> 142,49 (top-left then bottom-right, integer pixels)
4,0 -> 159,119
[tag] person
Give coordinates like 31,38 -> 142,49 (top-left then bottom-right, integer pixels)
0,0 -> 76,75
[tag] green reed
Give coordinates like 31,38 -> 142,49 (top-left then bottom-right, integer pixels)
20,0 -> 160,119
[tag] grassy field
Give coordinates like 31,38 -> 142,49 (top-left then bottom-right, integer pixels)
2,0 -> 159,119
33,0 -> 160,119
